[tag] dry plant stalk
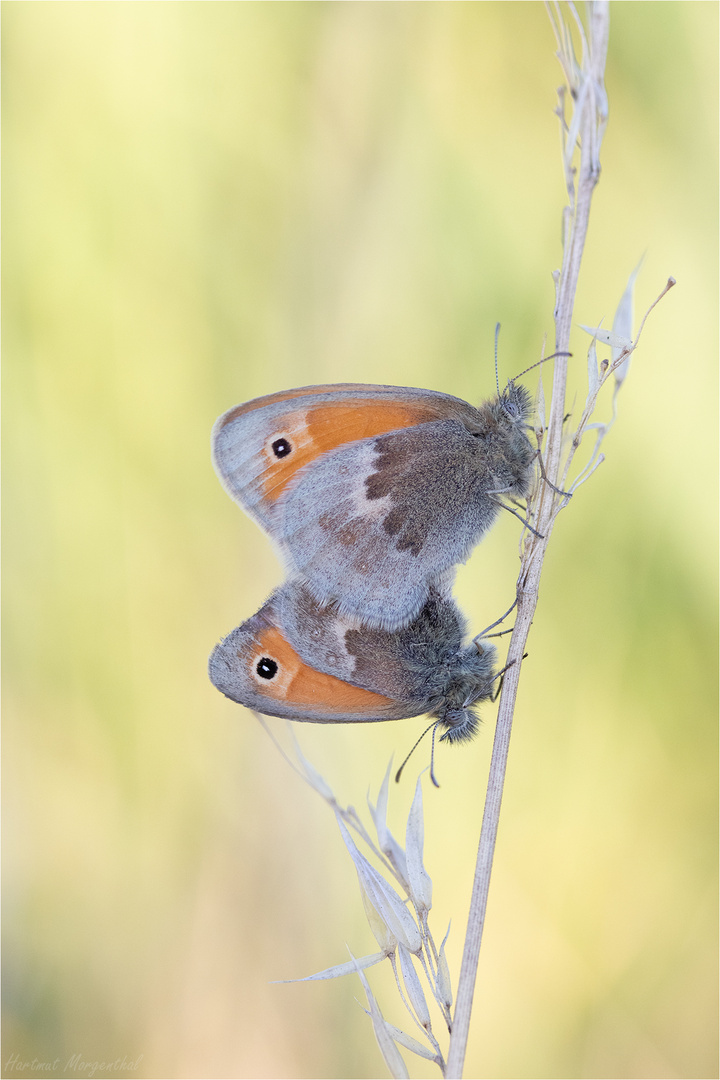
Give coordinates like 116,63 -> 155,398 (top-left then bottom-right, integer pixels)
260,3 -> 675,1077
447,3 -> 673,1076
446,3 -> 612,1075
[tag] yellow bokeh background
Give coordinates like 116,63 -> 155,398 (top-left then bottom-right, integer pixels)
3,3 -> 717,1079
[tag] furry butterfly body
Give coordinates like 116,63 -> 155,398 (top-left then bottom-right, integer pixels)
209,581 -> 498,741
212,382 -> 535,630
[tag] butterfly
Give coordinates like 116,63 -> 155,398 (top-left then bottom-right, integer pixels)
212,381 -> 536,632
208,579 -> 499,744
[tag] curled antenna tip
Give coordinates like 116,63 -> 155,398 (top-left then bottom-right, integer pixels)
429,721 -> 441,788
510,350 -> 572,384
395,720 -> 436,783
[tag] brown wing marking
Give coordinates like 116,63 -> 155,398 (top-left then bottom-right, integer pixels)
257,400 -> 441,502
252,626 -> 395,714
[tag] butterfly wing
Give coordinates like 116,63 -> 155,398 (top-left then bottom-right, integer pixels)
211,383 -> 479,536
212,381 -> 535,631
279,420 -> 501,629
277,579 -> 459,704
277,580 -> 499,737
208,590 -> 411,723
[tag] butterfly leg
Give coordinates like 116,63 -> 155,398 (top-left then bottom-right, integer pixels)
534,444 -> 573,499
488,653 -> 528,702
473,598 -> 517,643
491,496 -> 544,539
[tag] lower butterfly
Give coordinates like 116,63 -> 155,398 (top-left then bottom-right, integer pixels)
209,580 -> 498,745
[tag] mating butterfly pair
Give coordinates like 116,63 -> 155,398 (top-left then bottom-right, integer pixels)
208,381 -> 536,743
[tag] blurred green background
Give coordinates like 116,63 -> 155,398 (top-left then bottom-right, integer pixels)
3,3 -> 717,1078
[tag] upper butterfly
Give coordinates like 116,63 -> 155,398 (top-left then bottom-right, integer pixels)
212,382 -> 535,631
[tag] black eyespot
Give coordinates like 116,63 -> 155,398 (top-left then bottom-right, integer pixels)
256,657 -> 278,680
271,437 -> 292,459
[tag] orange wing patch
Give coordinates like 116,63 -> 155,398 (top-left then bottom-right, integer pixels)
253,626 -> 394,713
259,400 -> 439,502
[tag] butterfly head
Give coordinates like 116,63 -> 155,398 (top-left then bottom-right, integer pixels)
428,641 -> 497,744
498,380 -> 533,426
472,380 -> 535,497
436,704 -> 481,743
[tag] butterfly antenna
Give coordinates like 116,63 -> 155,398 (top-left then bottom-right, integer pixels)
395,720 -> 437,784
509,350 -> 572,384
494,322 -> 501,397
429,722 -> 441,788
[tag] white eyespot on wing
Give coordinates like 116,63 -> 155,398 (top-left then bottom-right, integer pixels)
212,402 -> 315,533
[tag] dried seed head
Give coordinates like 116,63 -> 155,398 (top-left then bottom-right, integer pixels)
405,776 -> 433,914
612,258 -> 643,387
337,816 -> 422,953
359,882 -> 397,956
354,961 -> 410,1079
436,923 -> 454,1010
398,944 -> 431,1030
367,761 -> 409,887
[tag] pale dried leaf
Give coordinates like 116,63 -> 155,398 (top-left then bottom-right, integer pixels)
337,816 -> 422,953
535,372 -> 546,435
586,337 -> 599,397
398,944 -> 431,1028
406,777 -> 432,913
356,964 -> 410,1079
368,762 -> 408,884
360,882 -> 397,954
436,923 -> 453,1009
381,1021 -> 438,1062
612,258 -> 642,386
274,952 -> 387,983
288,725 -> 335,802
579,324 -> 632,350
594,76 -> 609,124
564,75 -> 588,169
